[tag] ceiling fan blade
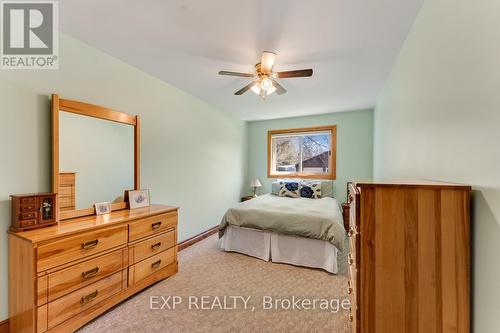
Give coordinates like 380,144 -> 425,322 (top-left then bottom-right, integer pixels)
234,81 -> 258,95
276,69 -> 313,78
218,71 -> 255,78
271,80 -> 287,95
260,51 -> 276,74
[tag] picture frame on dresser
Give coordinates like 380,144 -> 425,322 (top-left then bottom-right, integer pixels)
128,189 -> 151,209
94,202 -> 111,215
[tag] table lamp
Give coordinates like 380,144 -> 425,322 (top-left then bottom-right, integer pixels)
249,178 -> 262,197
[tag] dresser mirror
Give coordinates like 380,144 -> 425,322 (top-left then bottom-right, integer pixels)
52,94 -> 140,220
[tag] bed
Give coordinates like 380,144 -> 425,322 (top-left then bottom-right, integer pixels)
218,193 -> 346,273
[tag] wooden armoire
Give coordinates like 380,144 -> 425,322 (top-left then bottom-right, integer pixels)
346,180 -> 470,333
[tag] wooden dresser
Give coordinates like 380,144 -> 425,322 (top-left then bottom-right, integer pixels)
347,180 -> 470,333
8,204 -> 178,333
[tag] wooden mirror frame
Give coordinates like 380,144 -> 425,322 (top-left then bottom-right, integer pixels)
51,94 -> 140,221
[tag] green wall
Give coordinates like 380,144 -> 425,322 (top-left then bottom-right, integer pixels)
373,0 -> 500,331
0,34 -> 247,321
247,110 -> 374,202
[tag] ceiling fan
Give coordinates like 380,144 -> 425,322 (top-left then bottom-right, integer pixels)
218,51 -> 313,99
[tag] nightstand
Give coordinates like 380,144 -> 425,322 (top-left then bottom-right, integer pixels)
241,195 -> 255,202
341,202 -> 350,232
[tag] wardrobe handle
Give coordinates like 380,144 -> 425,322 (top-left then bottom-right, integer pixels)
151,242 -> 162,250
347,281 -> 353,295
151,260 -> 162,269
348,254 -> 354,266
82,267 -> 99,279
81,290 -> 98,304
151,221 -> 162,230
81,239 -> 99,250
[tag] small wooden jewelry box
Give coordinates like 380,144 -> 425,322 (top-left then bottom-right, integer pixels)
10,193 -> 57,231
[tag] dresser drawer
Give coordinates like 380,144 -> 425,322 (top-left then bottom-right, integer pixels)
128,212 -> 177,242
37,225 -> 127,272
46,249 -> 125,302
59,196 -> 74,209
21,196 -> 37,205
129,228 -> 176,264
348,257 -> 359,331
59,185 -> 73,197
21,211 -> 37,220
21,204 -> 38,212
129,247 -> 176,285
47,271 -> 123,329
348,228 -> 359,266
21,219 -> 37,227
349,303 -> 357,332
348,264 -> 357,297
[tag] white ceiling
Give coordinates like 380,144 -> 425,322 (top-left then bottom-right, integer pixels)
60,0 -> 422,121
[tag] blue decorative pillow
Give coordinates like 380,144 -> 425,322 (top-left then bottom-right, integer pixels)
279,181 -> 300,198
299,181 -> 322,199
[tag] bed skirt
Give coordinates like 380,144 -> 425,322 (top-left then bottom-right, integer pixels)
218,225 -> 339,274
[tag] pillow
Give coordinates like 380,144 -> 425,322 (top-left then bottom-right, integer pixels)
320,180 -> 334,197
273,179 -> 334,197
277,178 -> 301,184
300,181 -> 322,199
278,181 -> 300,198
271,181 -> 281,195
272,179 -> 300,195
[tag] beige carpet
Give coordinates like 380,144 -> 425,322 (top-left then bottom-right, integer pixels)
79,234 -> 350,333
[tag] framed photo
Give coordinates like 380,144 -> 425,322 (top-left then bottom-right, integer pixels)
94,202 -> 111,215
128,189 -> 151,209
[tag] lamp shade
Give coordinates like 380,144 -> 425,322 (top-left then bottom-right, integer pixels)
249,178 -> 262,188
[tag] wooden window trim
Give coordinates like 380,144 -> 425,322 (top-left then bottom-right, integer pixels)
267,125 -> 337,180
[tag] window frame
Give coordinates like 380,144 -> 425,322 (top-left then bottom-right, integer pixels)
267,125 -> 337,180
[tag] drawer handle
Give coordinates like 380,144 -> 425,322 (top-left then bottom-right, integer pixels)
151,221 -> 162,230
81,290 -> 98,304
348,253 -> 354,266
348,227 -> 359,237
347,281 -> 353,295
81,239 -> 99,250
151,259 -> 162,269
348,310 -> 353,322
82,267 -> 100,279
151,242 -> 162,250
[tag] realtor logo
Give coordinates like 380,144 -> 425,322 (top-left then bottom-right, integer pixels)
1,1 -> 58,69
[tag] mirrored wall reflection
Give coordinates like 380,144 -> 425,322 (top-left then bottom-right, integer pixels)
59,111 -> 134,211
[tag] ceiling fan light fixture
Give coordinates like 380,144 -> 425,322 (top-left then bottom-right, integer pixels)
251,83 -> 261,95
219,51 -> 311,98
260,77 -> 273,91
260,51 -> 276,74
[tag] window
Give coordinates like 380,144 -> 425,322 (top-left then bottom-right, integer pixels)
267,125 -> 336,180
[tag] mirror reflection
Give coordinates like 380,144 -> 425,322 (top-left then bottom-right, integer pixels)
59,111 -> 134,211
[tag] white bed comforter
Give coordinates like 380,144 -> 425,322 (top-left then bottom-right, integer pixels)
219,194 -> 345,250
